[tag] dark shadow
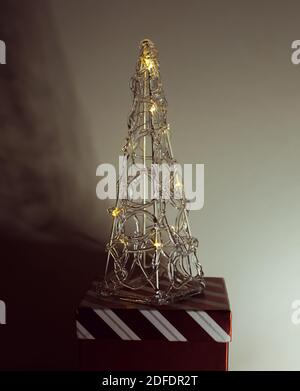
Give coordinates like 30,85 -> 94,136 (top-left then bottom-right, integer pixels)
0,0 -> 105,369
0,231 -> 105,370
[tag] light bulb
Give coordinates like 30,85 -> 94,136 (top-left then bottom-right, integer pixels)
153,241 -> 162,249
144,58 -> 154,70
112,207 -> 121,217
150,104 -> 156,114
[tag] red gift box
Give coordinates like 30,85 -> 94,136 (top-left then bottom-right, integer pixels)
76,277 -> 232,371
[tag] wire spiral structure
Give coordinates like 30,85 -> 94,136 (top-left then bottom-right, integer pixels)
97,39 -> 205,304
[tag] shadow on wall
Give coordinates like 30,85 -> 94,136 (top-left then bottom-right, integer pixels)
0,0 -> 103,239
0,0 -> 105,369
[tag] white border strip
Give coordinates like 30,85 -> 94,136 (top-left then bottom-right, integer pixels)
77,328 -> 85,339
187,310 -> 230,342
103,309 -> 140,340
140,310 -> 187,341
76,320 -> 95,340
94,309 -> 140,340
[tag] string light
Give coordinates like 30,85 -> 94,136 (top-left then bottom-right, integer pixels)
111,207 -> 121,217
150,103 -> 156,114
144,57 -> 154,71
153,240 -> 162,249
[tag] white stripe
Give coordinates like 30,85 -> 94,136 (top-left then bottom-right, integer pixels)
187,310 -> 230,342
140,310 -> 176,341
140,310 -> 187,341
77,328 -> 86,339
94,309 -> 131,340
76,321 -> 95,340
103,309 -> 141,340
150,310 -> 187,342
198,311 -> 230,342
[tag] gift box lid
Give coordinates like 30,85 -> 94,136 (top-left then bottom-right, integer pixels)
76,277 -> 231,344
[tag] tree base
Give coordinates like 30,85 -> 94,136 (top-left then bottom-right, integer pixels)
97,276 -> 205,305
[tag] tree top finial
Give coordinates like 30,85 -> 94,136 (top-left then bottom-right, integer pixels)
139,38 -> 159,72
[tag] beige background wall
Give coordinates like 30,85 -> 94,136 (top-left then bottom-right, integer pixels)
6,0 -> 299,369
49,0 -> 300,370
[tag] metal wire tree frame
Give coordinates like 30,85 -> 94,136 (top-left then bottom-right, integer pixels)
97,39 -> 205,304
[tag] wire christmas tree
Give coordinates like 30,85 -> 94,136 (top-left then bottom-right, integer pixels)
97,39 -> 205,304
